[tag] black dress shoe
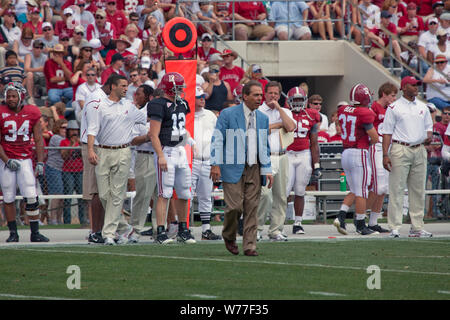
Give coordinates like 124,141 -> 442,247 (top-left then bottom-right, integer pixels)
30,232 -> 49,242
140,228 -> 153,236
224,239 -> 239,255
244,249 -> 258,256
6,232 -> 19,243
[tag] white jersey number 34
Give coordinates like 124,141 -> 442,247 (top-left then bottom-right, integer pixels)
4,120 -> 30,142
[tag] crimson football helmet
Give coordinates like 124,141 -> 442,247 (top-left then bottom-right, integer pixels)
287,87 -> 307,113
4,82 -> 27,110
233,84 -> 244,104
349,83 -> 372,107
158,72 -> 186,98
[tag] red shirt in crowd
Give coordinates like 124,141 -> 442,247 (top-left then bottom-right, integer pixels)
44,59 -> 73,90
105,49 -> 133,65
287,109 -> 321,152
106,9 -> 128,36
60,139 -> 83,172
370,23 -> 398,48
101,66 -> 125,84
198,46 -> 221,62
54,20 -> 74,37
219,65 -> 245,92
228,1 -> 267,21
398,15 -> 425,36
22,21 -> 43,36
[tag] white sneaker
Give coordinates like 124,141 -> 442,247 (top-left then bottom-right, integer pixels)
389,230 -> 400,238
269,233 -> 288,242
257,231 -> 262,241
409,229 -> 432,238
127,231 -> 140,244
104,237 -> 116,245
115,224 -> 133,244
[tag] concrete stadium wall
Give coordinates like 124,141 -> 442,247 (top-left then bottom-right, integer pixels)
217,40 -> 400,118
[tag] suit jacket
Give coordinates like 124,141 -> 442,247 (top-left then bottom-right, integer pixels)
210,103 -> 272,184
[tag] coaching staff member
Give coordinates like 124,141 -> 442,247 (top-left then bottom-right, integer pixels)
87,75 -> 147,245
382,76 -> 433,238
210,80 -> 273,256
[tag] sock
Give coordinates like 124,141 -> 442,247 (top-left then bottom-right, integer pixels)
7,221 -> 17,233
157,225 -> 165,235
179,221 -> 187,232
200,212 -> 211,232
294,216 -> 303,224
369,212 -> 380,227
340,204 -> 350,212
356,213 -> 366,220
29,220 -> 39,234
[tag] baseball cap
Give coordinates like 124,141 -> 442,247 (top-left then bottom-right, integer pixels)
96,9 -> 107,18
428,17 -> 439,25
30,7 -> 40,14
221,49 -> 237,59
380,11 -> 392,18
437,28 -> 447,36
33,39 -> 44,48
140,56 -> 151,69
401,76 -> 421,89
208,53 -> 223,63
63,8 -> 74,16
432,1 -> 444,9
67,120 -> 80,130
201,33 -> 212,41
89,38 -> 102,49
434,54 -> 447,63
26,0 -> 38,6
407,2 -> 417,10
42,22 -> 52,29
59,31 -> 70,40
209,64 -> 220,73
51,43 -> 65,53
196,87 -> 205,98
252,64 -> 262,73
76,0 -> 86,4
2,8 -> 16,17
74,25 -> 85,34
79,40 -> 92,49
440,12 -> 450,20
111,53 -> 124,64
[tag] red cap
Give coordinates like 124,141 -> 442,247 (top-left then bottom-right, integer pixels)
407,2 -> 417,10
30,7 -> 40,13
2,9 -> 16,16
401,76 -> 421,89
221,49 -> 237,59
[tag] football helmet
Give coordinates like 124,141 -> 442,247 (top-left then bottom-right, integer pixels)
349,83 -> 372,107
158,72 -> 186,99
4,82 -> 27,110
233,84 -> 244,104
287,87 -> 307,113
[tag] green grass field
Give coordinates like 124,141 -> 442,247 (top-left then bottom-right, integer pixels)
0,238 -> 449,300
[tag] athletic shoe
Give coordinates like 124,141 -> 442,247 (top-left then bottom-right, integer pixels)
177,229 -> 196,244
104,237 -> 116,245
115,224 -> 133,244
155,232 -> 175,245
30,232 -> 49,242
128,232 -> 140,244
257,231 -> 262,242
140,228 -> 153,237
6,232 -> 19,243
167,223 -> 179,239
88,231 -> 104,244
292,222 -> 305,234
201,229 -> 222,240
389,230 -> 400,238
269,233 -> 288,242
355,219 -> 378,235
408,229 -> 433,238
368,224 -> 389,233
333,211 -> 347,235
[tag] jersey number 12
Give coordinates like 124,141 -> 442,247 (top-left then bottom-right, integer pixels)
171,113 -> 186,137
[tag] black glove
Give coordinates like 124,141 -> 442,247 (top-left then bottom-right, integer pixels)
312,168 -> 322,180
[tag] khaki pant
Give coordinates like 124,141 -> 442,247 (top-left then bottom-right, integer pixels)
130,151 -> 157,234
222,164 -> 261,252
388,143 -> 427,232
257,154 -> 288,236
235,23 -> 274,40
96,146 -> 131,239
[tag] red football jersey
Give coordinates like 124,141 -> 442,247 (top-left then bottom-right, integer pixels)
0,104 -> 41,160
338,105 -> 375,150
370,101 -> 387,135
287,109 -> 321,152
44,59 -> 72,90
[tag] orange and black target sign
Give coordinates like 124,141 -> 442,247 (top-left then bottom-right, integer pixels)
162,17 -> 197,54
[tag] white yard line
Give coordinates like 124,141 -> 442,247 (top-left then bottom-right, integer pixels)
0,293 -> 78,300
437,290 -> 450,295
308,291 -> 346,297
5,247 -> 450,277
186,294 -> 219,299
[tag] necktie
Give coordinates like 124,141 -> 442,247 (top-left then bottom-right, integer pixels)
247,111 -> 257,166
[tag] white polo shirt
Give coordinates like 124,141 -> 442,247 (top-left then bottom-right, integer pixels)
194,108 -> 217,160
80,87 -> 106,145
259,103 -> 294,153
131,103 -> 155,153
382,96 -> 433,145
87,97 -> 147,146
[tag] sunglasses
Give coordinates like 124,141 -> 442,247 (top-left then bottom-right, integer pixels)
76,32 -> 84,36
130,74 -> 138,77
83,48 -> 92,52
61,126 -> 67,129
43,28 -> 51,31
202,38 -> 212,42
209,69 -> 219,73
436,61 -> 447,64
429,22 -> 438,25
311,102 -> 322,105
61,38 -> 69,41
95,16 -> 105,19
23,37 -> 33,40
443,112 -> 450,115
107,2 -> 116,5
253,69 -> 262,73
131,18 -> 139,21
34,46 -> 43,49
65,14 -> 72,17
87,73 -> 96,76
196,94 -> 206,99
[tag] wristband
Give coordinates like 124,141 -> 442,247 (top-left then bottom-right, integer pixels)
314,163 -> 320,169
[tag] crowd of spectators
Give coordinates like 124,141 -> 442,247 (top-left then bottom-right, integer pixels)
0,0 -> 449,226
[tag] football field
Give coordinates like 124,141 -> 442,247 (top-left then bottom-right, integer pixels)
0,225 -> 449,301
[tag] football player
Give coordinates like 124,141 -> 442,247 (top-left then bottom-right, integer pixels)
149,72 -> 196,245
334,84 -> 379,235
0,82 -> 49,242
285,87 -> 322,234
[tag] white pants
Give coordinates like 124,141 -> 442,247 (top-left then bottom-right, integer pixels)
341,148 -> 371,198
0,158 -> 37,203
191,159 -> 213,213
368,143 -> 389,195
286,150 -> 312,196
156,146 -> 192,200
